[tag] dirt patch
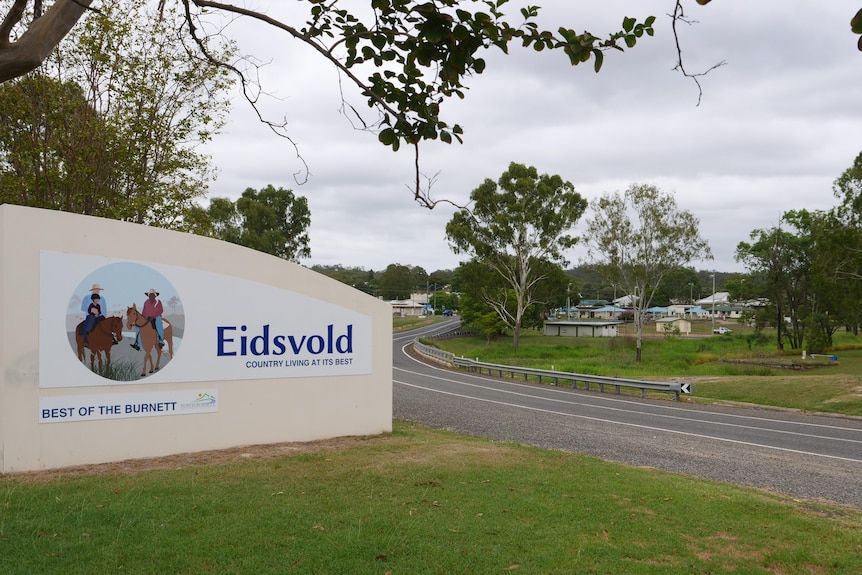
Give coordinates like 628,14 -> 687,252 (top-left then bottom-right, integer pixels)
4,434 -> 392,483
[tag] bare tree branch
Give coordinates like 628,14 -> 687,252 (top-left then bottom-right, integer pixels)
670,0 -> 725,106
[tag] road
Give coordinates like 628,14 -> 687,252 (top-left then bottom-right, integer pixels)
393,319 -> 862,509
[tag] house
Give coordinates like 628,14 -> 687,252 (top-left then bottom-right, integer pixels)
685,305 -> 709,318
388,299 -> 426,317
668,304 -> 688,316
655,317 -> 691,335
696,292 -> 730,306
544,320 -> 623,338
577,305 -> 627,320
614,294 -> 636,307
591,305 -> 627,320
645,306 -> 671,318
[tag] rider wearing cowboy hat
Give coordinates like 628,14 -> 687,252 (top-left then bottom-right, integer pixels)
130,288 -> 165,350
80,283 -> 117,346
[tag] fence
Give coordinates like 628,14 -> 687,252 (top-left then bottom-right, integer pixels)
413,338 -> 691,400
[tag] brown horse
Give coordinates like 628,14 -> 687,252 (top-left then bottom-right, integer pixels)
75,316 -> 124,372
126,304 -> 174,377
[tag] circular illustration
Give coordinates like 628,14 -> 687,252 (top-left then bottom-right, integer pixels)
68,263 -> 184,380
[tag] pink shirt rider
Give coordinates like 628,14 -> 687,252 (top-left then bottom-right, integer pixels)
142,298 -> 163,319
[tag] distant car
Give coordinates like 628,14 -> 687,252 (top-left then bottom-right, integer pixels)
442,309 -> 454,317
713,326 -> 732,335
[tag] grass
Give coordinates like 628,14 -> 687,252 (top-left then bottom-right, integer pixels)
393,315 -> 448,332
426,324 -> 862,415
89,359 -> 141,381
2,422 -> 860,574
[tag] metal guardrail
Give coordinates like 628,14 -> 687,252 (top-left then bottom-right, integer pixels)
413,338 -> 691,400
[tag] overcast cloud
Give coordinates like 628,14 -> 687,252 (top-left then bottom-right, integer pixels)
202,1 -> 862,274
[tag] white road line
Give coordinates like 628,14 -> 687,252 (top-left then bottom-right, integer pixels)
397,343 -> 862,437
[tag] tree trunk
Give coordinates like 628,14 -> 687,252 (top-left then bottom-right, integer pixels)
776,302 -> 784,350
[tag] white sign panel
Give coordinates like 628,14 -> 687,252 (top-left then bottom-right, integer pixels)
39,251 -> 372,388
39,389 -> 218,423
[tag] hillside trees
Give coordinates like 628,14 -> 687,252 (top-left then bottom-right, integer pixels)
310,265 -> 378,295
583,184 -> 712,362
446,162 -> 587,349
0,1 -> 232,226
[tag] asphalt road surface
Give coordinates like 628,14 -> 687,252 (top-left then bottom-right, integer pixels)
393,319 -> 862,510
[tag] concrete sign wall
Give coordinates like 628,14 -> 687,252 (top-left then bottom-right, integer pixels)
0,205 -> 392,473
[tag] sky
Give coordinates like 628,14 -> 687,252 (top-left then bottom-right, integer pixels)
71,262 -> 180,318
199,1 -> 862,275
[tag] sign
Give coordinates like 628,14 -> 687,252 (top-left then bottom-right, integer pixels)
39,389 -> 218,423
680,382 -> 692,394
39,251 -> 373,388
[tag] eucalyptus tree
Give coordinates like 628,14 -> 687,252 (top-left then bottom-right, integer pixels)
583,184 -> 711,362
446,162 -> 587,350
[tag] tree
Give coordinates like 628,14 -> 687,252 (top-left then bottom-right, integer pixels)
0,75 -> 120,213
830,151 -> 862,333
186,185 -> 311,262
833,151 -> 862,224
446,161 -> 587,350
451,259 -> 509,341
378,264 -> 416,300
0,1 -> 232,226
583,184 -> 712,362
311,265 -> 378,295
522,260 -> 571,330
736,216 -> 811,351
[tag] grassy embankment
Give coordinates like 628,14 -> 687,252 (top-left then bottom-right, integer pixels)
426,320 -> 862,416
2,421 -> 861,574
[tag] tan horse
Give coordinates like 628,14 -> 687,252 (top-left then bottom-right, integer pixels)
126,304 -> 174,377
75,316 -> 124,372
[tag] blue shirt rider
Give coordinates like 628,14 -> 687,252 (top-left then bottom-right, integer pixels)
80,283 -> 117,346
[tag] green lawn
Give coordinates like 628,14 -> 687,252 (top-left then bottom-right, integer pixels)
2,422 -> 860,574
